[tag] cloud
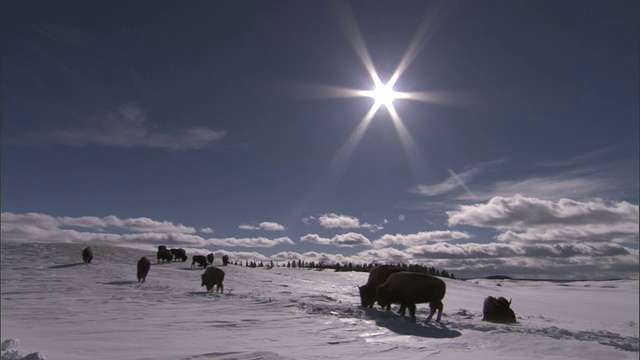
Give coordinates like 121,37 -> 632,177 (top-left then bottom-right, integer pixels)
239,222 -> 286,231
1,212 -> 292,249
350,247 -> 412,264
447,195 -> 639,244
400,242 -> 638,280
200,227 -> 215,234
305,213 -> 384,232
17,103 -> 225,151
271,251 -> 351,265
461,174 -> 611,202
300,232 -> 371,247
409,167 -> 481,197
372,230 -> 472,248
2,212 -> 196,234
404,241 -> 632,260
204,237 -> 294,248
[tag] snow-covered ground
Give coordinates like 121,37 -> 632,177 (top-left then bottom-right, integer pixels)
1,242 -> 638,360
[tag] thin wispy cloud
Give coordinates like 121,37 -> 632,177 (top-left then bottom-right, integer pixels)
33,23 -> 89,46
14,104 -> 226,151
409,167 -> 481,197
460,174 -> 611,203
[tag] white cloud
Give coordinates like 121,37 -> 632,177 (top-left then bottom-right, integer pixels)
372,230 -> 472,248
2,212 -> 196,234
300,232 -> 371,247
22,103 -> 225,151
318,213 -> 360,228
204,237 -> 294,248
200,227 -> 215,234
447,195 -> 639,244
239,222 -> 286,231
306,213 -> 384,232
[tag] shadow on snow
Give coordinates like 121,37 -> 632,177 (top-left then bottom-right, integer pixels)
49,263 -> 84,269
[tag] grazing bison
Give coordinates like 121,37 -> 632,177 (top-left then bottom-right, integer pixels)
137,257 -> 151,283
222,255 -> 229,266
206,253 -> 214,265
375,272 -> 446,323
157,249 -> 173,264
201,266 -> 225,293
170,248 -> 188,262
358,265 -> 407,310
191,255 -> 208,268
482,296 -> 517,323
82,247 -> 93,265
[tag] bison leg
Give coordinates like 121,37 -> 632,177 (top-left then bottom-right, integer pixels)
426,300 -> 443,322
398,304 -> 407,316
408,304 -> 417,323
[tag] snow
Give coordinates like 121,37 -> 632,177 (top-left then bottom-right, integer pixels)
1,242 -> 638,360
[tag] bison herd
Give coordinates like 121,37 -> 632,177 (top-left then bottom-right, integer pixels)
80,245 -> 228,293
82,247 -> 517,324
358,265 -> 517,324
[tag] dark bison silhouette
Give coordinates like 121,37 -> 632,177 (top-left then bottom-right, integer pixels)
376,272 -> 446,323
157,249 -> 173,264
191,255 -> 208,269
201,266 -> 225,293
206,253 -> 214,265
482,296 -> 517,323
82,247 -> 93,265
170,248 -> 188,262
137,257 -> 151,283
358,265 -> 407,310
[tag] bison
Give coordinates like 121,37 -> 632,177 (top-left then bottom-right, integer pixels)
158,245 -> 167,251
482,296 -> 517,323
191,255 -> 208,268
157,249 -> 173,264
222,255 -> 229,266
375,272 -> 446,323
358,265 -> 407,310
206,253 -> 214,265
201,266 -> 225,293
137,257 -> 151,283
82,247 -> 93,265
170,248 -> 188,262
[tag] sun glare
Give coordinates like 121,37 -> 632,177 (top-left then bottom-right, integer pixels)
371,82 -> 398,109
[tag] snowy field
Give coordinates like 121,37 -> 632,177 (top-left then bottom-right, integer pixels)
1,242 -> 638,360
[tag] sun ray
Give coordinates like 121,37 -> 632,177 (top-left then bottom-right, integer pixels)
388,104 -> 430,181
389,1 -> 453,88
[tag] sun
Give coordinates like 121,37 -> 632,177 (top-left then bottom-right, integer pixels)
370,82 -> 399,110
360,78 -> 404,115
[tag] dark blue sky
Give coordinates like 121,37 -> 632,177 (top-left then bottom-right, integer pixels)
2,0 -> 638,278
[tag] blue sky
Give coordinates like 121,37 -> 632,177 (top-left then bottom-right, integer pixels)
2,0 -> 638,279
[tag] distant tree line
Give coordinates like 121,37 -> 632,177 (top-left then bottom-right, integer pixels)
236,259 -> 456,279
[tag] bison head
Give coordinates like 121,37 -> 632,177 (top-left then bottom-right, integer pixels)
358,284 -> 376,308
